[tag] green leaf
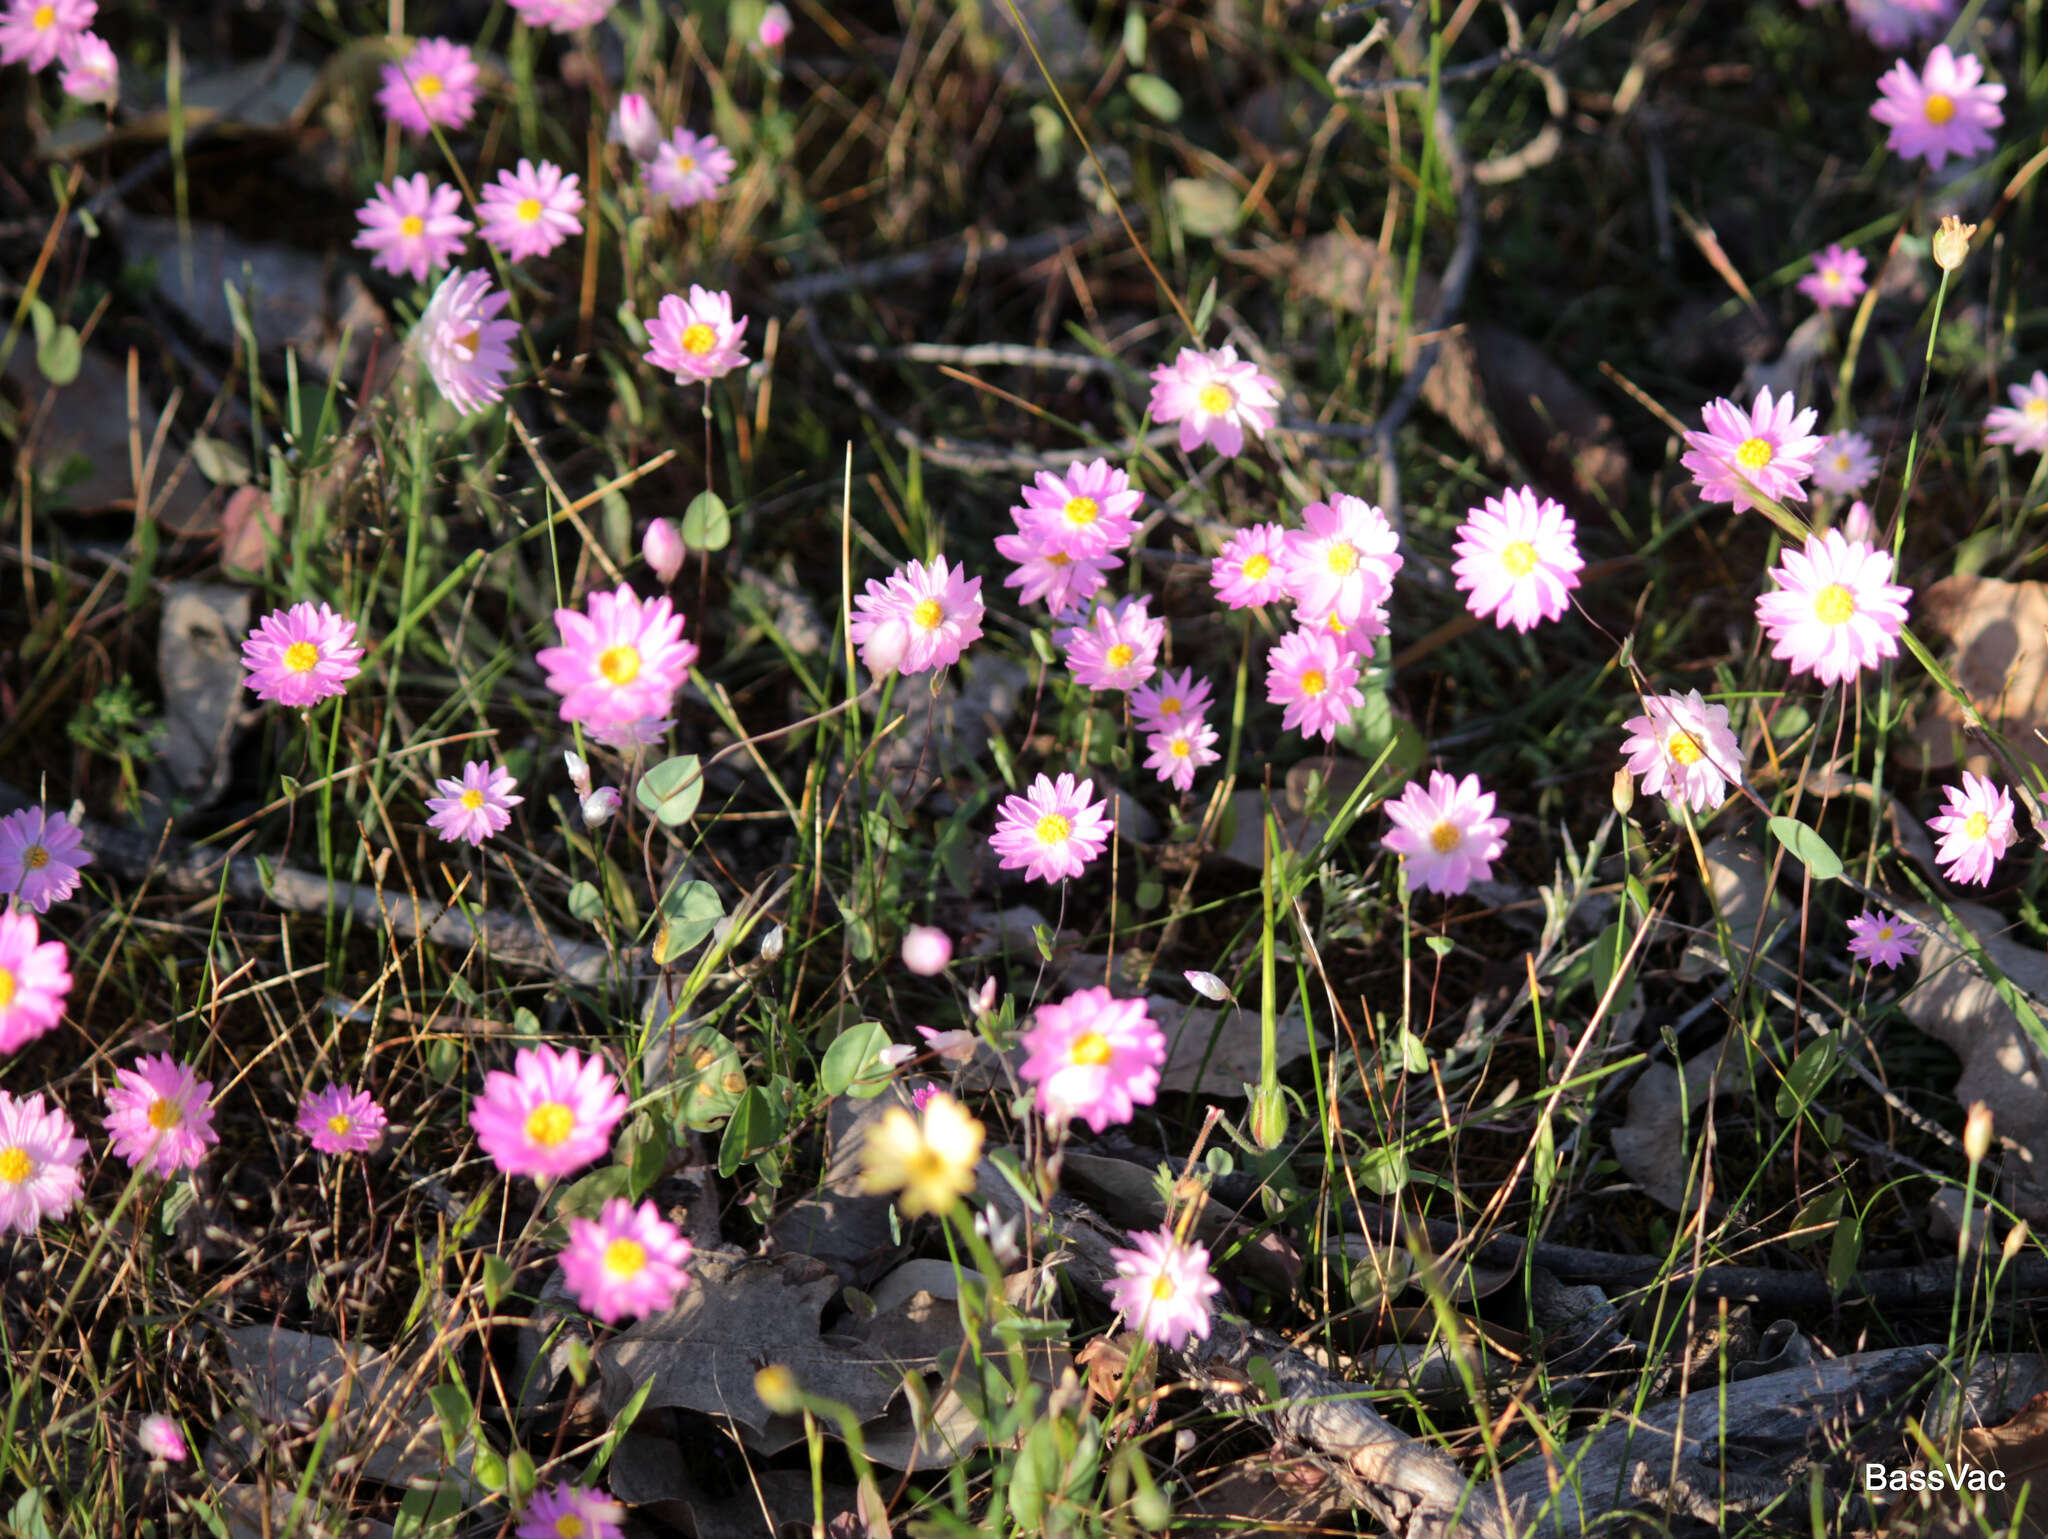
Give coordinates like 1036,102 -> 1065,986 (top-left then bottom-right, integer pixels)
567,881 -> 606,923
717,1085 -> 784,1176
482,1253 -> 513,1310
636,754 -> 704,826
9,1489 -> 53,1539
1775,1034 -> 1839,1119
1191,277 -> 1218,337
665,1027 -> 746,1131
1167,177 -> 1239,238
159,1177 -> 199,1234
1121,7 -> 1147,66
680,490 -> 731,551
1357,1144 -> 1408,1195
36,323 -> 81,387
820,1020 -> 895,1098
625,1114 -> 670,1198
1827,1205 -> 1863,1294
553,1164 -> 632,1220
1767,815 -> 1843,882
656,878 -> 724,961
428,1381 -> 473,1464
1126,73 -> 1181,121
1425,936 -> 1453,958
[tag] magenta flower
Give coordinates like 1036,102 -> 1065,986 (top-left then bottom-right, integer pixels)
1930,773 -> 2017,887
644,286 -> 749,384
105,1054 -> 218,1176
1871,46 -> 2004,169
996,528 -> 1120,614
1062,596 -> 1164,692
0,1090 -> 85,1236
647,128 -> 735,209
136,1414 -> 188,1463
1847,911 -> 1921,969
1131,668 -> 1213,734
847,556 -> 984,677
1812,432 -> 1879,495
1680,387 -> 1824,512
1148,345 -> 1279,458
0,806 -> 92,912
1755,530 -> 1910,686
1451,486 -> 1582,633
537,585 -> 699,732
240,601 -> 365,708
477,159 -> 583,262
900,926 -> 952,976
1796,244 -> 1868,310
1265,629 -> 1363,743
56,29 -> 115,103
470,1043 -> 628,1181
425,760 -> 523,847
1210,522 -> 1290,609
1986,371 -> 2048,456
375,37 -> 479,136
1847,0 -> 1953,49
1105,1226 -> 1222,1350
989,772 -> 1112,884
1619,690 -> 1742,812
558,1196 -> 693,1324
509,0 -> 615,32
1381,771 -> 1509,897
353,174 -> 470,285
516,1486 -> 626,1539
1011,459 -> 1141,560
0,909 -> 70,1054
609,93 -> 661,161
758,2 -> 792,46
1144,718 -> 1220,794
1019,987 -> 1165,1134
1281,495 -> 1402,629
0,0 -> 91,70
297,1084 -> 388,1154
415,268 -> 519,417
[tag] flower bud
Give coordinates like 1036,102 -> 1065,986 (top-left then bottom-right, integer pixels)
1184,969 -> 1233,1003
971,977 -> 998,1017
861,617 -> 910,678
1247,1080 -> 1288,1151
1611,766 -> 1634,818
609,93 -> 662,161
564,749 -> 592,798
754,1364 -> 802,1414
642,517 -> 685,585
900,925 -> 953,976
1964,1101 -> 1995,1164
1841,500 -> 1877,546
1932,214 -> 1976,273
757,3 -> 792,48
137,1414 -> 188,1463
581,786 -> 621,827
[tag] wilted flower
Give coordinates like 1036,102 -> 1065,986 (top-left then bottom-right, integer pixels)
55,29 -> 115,103
1932,214 -> 1976,272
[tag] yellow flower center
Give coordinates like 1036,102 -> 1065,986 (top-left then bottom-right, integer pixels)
1070,1031 -> 1113,1066
516,197 -> 543,223
1241,553 -> 1271,581
0,1148 -> 31,1185
1034,813 -> 1071,846
460,789 -> 485,810
1046,552 -> 1072,568
416,73 -> 444,99
1734,437 -> 1774,471
681,322 -> 717,355
1924,93 -> 1955,125
1196,382 -> 1233,415
1299,669 -> 1326,696
1064,496 -> 1099,526
1667,732 -> 1703,766
399,214 -> 425,238
598,645 -> 641,685
1825,269 -> 1843,286
1150,1273 -> 1177,1301
283,641 -> 321,674
1326,542 -> 1358,576
554,1519 -> 586,1539
326,1114 -> 353,1136
1159,697 -> 1181,716
525,1102 -> 574,1147
1813,584 -> 1856,626
23,846 -> 48,870
1832,454 -> 1851,473
1878,927 -> 1893,941
1170,738 -> 1192,758
1966,811 -> 1991,840
603,1238 -> 648,1276
674,153 -> 698,174
0,966 -> 13,1009
31,4 -> 54,25
455,327 -> 480,356
1429,821 -> 1462,854
912,598 -> 944,630
1499,541 -> 1538,578
1106,644 -> 1135,669
147,1098 -> 182,1131
2027,398 -> 2048,419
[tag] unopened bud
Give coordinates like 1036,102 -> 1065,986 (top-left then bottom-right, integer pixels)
581,786 -> 621,827
1933,214 -> 1976,273
1247,1081 -> 1288,1151
609,93 -> 662,161
642,517 -> 685,585
1841,500 -> 1877,546
754,1364 -> 802,1414
2003,1220 -> 2030,1265
900,925 -> 953,976
757,2 -> 792,48
1964,1101 -> 1995,1164
1184,969 -> 1233,1003
1612,767 -> 1635,818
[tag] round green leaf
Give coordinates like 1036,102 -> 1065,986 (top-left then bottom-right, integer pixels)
1767,815 -> 1843,881
666,1027 -> 746,1131
656,878 -> 724,962
636,754 -> 704,826
717,1085 -> 785,1176
680,491 -> 731,551
1126,73 -> 1181,121
820,1021 -> 895,1099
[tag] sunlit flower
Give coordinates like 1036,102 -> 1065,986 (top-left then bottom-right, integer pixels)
1847,0 -> 1953,50
297,1084 -> 388,1155
1144,718 -> 1220,794
1847,911 -> 1921,969
1680,387 -> 1824,511
1210,522 -> 1291,609
537,584 -> 699,732
1147,345 -> 1280,458
1105,1225 -> 1221,1350
559,1197 -> 693,1324
609,92 -> 661,160
857,1090 -> 983,1216
0,909 -> 69,1054
1985,371 -> 2048,456
901,926 -> 952,976
996,528 -> 1119,614
1755,529 -> 1910,686
240,601 -> 364,708
647,128 -> 736,209
1618,690 -> 1743,812
509,0 -> 616,31
588,714 -> 675,751
470,1043 -> 628,1180
104,1054 -> 218,1176
376,36 -> 479,136
1812,431 -> 1879,494
415,268 -> 520,417
1842,499 -> 1879,545
425,760 -> 523,847
516,1486 -> 626,1539
1796,244 -> 1869,310
354,174 -> 471,285
55,29 -> 115,103
1451,486 -> 1582,633
1871,45 -> 2004,169
1280,495 -> 1402,629
478,159 -> 584,262
0,0 -> 92,72
1132,668 -> 1213,734
1062,596 -> 1164,692
989,772 -> 1111,884
644,286 -> 749,383
1265,629 -> 1362,742
136,1414 -> 187,1463
1019,987 -> 1165,1133
0,1090 -> 85,1235
848,556 -> 984,677
0,806 -> 92,913
1930,772 -> 2017,887
1011,459 -> 1141,560
1381,770 -> 1509,897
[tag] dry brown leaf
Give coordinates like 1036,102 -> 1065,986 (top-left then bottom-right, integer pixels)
1946,1390 -> 2048,1539
1906,574 -> 2048,775
1610,1035 -> 1747,1212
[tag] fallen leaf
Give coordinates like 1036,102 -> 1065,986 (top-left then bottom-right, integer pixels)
1676,832 -> 1792,983
1610,1035 -> 1747,1212
3,345 -> 211,526
1904,574 -> 2048,776
1954,1390 -> 2048,1539
1152,994 -> 1314,1099
607,1437 -> 835,1536
767,1090 -> 911,1285
150,583 -> 250,821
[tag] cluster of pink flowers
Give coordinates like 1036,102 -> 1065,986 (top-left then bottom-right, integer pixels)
0,0 -> 117,106
996,459 -> 1140,616
1135,669 -> 1219,793
849,556 -> 985,678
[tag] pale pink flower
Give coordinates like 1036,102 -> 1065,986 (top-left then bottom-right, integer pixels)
0,909 -> 69,1054
415,268 -> 519,417
1930,773 -> 2017,887
0,806 -> 91,913
1796,245 -> 1868,310
1871,45 -> 2004,169
1011,459 -> 1141,560
55,29 -> 115,103
1149,345 -> 1279,458
376,37 -> 479,136
587,714 -> 675,751
900,926 -> 952,976
1680,387 -> 1824,511
1619,690 -> 1743,812
1210,522 -> 1290,609
916,1025 -> 978,1063
647,128 -> 735,209
516,1486 -> 626,1539
1265,629 -> 1362,742
1019,987 -> 1164,1134
1280,495 -> 1402,629
645,286 -> 748,384
757,2 -> 792,46
1451,486 -> 1582,633
1144,718 -> 1220,793
478,159 -> 584,262
354,175 -> 470,285
425,760 -> 523,846
470,1043 -> 628,1180
240,602 -> 364,708
511,0 -> 615,32
297,1085 -> 388,1154
136,1414 -> 187,1463
848,556 -> 984,677
643,517 -> 685,584
0,0 -> 91,71
1812,431 -> 1879,495
1062,596 -> 1163,692
1311,607 -> 1387,657
1381,771 -> 1509,897
1847,911 -> 1921,969
104,1054 -> 218,1176
989,772 -> 1111,884
995,528 -> 1119,614
1131,668 -> 1213,733
609,92 -> 661,160
1985,371 -> 2048,456
558,1197 -> 693,1324
537,585 -> 699,732
0,1090 -> 85,1235
1755,530 -> 1910,686
1847,0 -> 1953,49
1105,1226 -> 1221,1350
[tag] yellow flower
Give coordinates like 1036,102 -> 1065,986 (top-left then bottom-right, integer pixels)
857,1093 -> 983,1216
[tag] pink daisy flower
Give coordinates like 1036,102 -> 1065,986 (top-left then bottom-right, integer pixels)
995,528 -> 1119,614
1871,45 -> 2004,169
989,772 -> 1112,884
1812,431 -> 1879,495
240,601 -> 365,708
353,174 -> 470,286
1019,987 -> 1165,1134
415,268 -> 519,417
1144,718 -> 1220,794
0,1090 -> 86,1236
1680,387 -> 1825,512
847,556 -> 985,678
477,159 -> 584,262
297,1084 -> 388,1154
1381,770 -> 1510,897
1280,495 -> 1402,629
56,29 -> 115,103
0,0 -> 91,71
1986,371 -> 2048,456
136,1414 -> 188,1463
1148,345 -> 1280,459
0,806 -> 92,912
1619,690 -> 1743,812
1847,911 -> 1921,969
536,585 -> 699,732
1796,244 -> 1869,310
1848,0 -> 1953,49
104,1054 -> 218,1177
0,909 -> 70,1054
516,1486 -> 626,1539
644,286 -> 749,384
1011,459 -> 1142,560
900,926 -> 952,976
647,129 -> 735,210
1314,608 -> 1386,657
1062,596 -> 1164,693
609,93 -> 661,161
1451,486 -> 1583,633
1210,522 -> 1291,609
470,1043 -> 628,1181
1930,772 -> 2017,887
587,714 -> 674,751
1131,668 -> 1213,733
1755,530 -> 1911,686
1265,629 -> 1363,742
558,1196 -> 693,1324
1105,1225 -> 1222,1350
375,37 -> 479,137
425,760 -> 523,847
